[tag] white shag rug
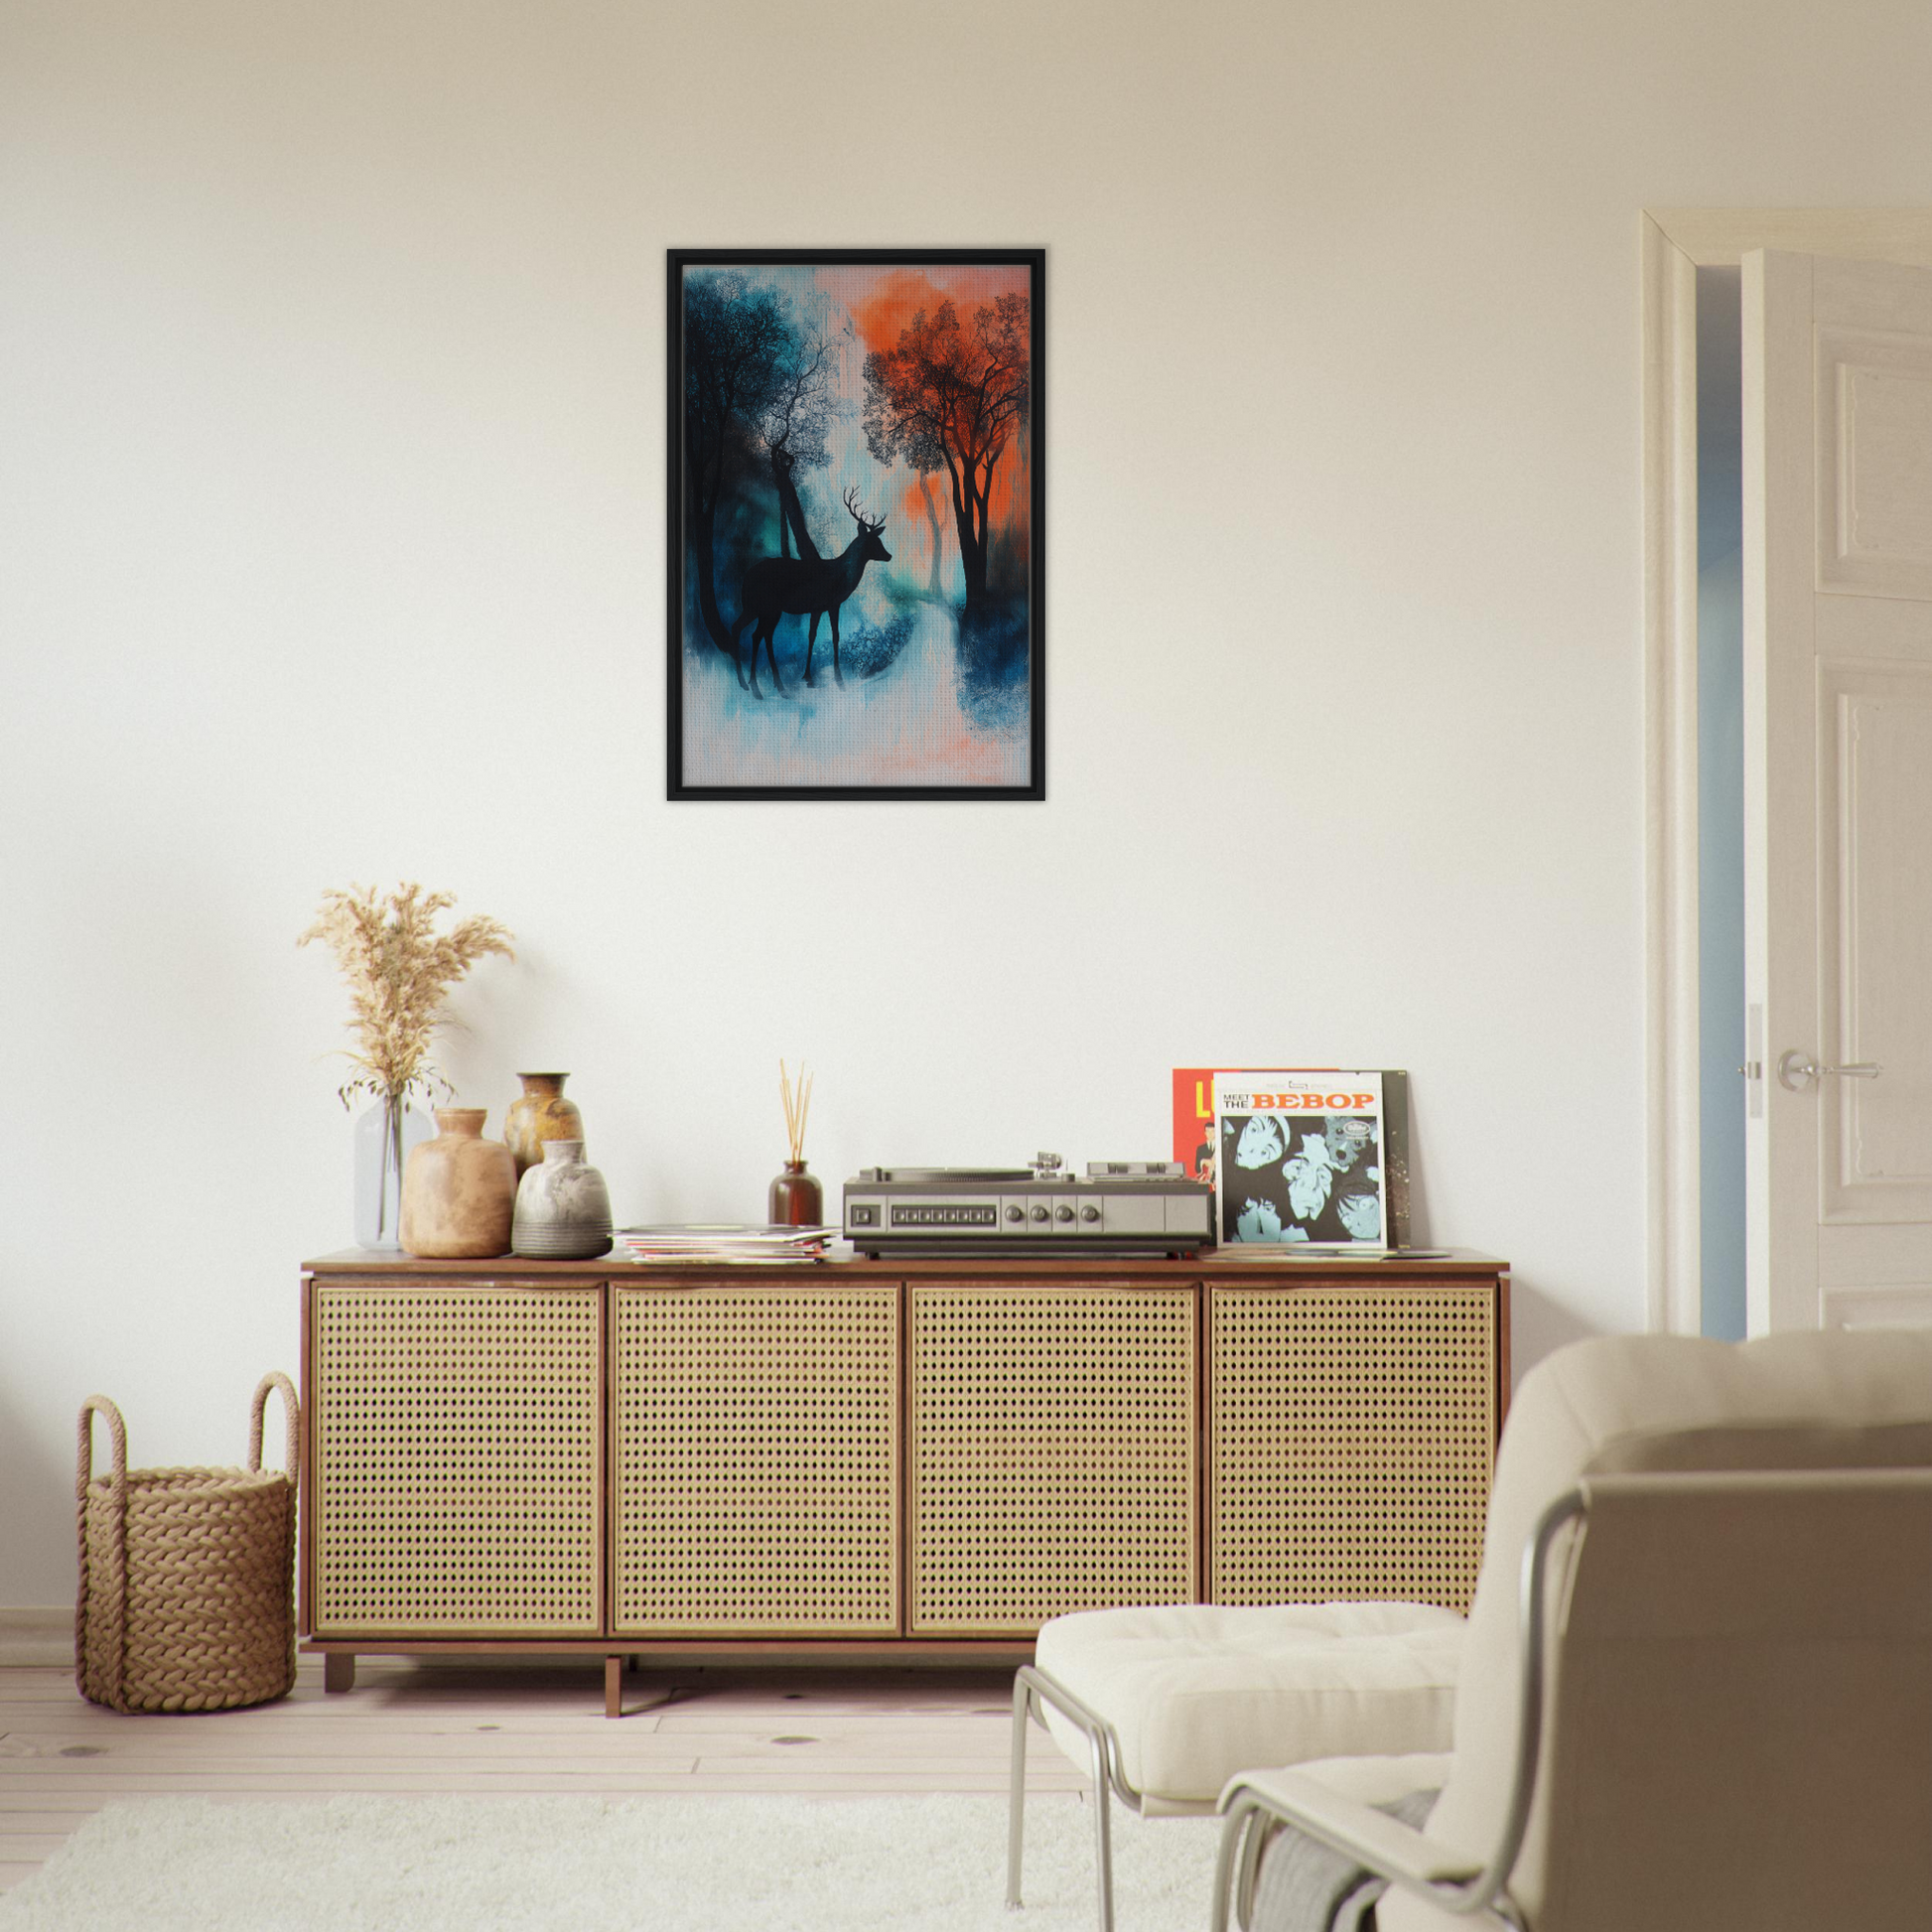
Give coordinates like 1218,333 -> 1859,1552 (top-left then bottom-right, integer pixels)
0,1793 -> 1223,1931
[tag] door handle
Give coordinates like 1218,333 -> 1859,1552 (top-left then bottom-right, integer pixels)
1777,1050 -> 1882,1091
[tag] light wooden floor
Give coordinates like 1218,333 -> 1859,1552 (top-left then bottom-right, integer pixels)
0,1656 -> 1085,1892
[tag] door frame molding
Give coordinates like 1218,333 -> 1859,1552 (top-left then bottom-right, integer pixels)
1641,209 -> 1932,1336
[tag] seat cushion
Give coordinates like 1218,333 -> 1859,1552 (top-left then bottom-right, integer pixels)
1033,1601 -> 1465,1810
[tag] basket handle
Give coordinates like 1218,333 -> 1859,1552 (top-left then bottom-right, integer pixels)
74,1395 -> 131,1707
248,1371 -> 301,1481
76,1395 -> 127,1504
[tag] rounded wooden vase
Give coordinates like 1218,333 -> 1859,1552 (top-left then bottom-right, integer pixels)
503,1072 -> 586,1178
400,1108 -> 515,1258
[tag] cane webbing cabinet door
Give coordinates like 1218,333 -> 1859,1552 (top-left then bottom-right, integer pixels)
1208,1282 -> 1496,1612
311,1281 -> 603,1636
612,1281 -> 900,1635
907,1281 -> 1197,1635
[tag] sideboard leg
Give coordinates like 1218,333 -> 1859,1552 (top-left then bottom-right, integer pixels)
323,1652 -> 355,1695
605,1654 -> 622,1719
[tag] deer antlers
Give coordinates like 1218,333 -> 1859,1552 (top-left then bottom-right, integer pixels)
843,485 -> 885,535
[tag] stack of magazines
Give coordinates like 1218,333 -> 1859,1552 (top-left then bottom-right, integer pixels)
613,1224 -> 837,1265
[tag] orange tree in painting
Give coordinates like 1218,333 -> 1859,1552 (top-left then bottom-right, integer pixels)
861,294 -> 1028,606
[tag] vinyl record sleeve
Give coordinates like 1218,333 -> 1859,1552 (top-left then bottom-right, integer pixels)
1172,1067 -> 1411,1248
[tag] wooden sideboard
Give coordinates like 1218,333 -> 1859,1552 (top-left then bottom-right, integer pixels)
299,1250 -> 1509,1714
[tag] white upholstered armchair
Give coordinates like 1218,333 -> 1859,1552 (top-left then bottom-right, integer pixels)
1213,1327 -> 1932,1932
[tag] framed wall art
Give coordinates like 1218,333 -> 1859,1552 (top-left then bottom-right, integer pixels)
667,248 -> 1045,800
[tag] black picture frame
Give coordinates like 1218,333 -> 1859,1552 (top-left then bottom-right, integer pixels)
667,248 -> 1045,801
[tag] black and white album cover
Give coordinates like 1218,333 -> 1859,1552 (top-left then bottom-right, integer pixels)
1214,1071 -> 1388,1247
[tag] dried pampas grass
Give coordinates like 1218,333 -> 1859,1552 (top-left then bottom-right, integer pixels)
298,883 -> 515,1107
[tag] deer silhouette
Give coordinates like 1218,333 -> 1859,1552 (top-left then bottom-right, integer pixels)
732,487 -> 892,697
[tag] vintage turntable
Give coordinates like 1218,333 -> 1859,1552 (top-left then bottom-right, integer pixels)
843,1154 -> 1212,1258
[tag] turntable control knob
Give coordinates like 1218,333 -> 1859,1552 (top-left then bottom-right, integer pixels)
1005,1204 -> 1025,1222
1030,1205 -> 1050,1223
1080,1205 -> 1101,1223
1055,1204 -> 1075,1223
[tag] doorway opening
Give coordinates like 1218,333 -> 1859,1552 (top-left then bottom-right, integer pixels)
1645,210 -> 1932,1336
1695,267 -> 1745,1341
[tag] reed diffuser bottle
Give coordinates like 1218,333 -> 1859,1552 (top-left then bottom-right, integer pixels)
768,1058 -> 823,1226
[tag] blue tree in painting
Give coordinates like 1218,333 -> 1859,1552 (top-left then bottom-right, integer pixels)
682,276 -> 841,694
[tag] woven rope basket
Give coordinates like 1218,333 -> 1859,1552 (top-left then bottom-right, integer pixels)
75,1373 -> 300,1714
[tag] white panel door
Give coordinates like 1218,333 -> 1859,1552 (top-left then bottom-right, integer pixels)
1745,250 -> 1932,1331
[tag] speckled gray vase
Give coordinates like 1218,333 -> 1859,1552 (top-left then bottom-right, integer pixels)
511,1140 -> 613,1259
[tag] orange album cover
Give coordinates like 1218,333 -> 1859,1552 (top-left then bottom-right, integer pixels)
1172,1067 -> 1338,1182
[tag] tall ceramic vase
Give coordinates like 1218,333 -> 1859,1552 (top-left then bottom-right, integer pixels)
352,1095 -> 432,1250
503,1073 -> 586,1178
400,1109 -> 515,1258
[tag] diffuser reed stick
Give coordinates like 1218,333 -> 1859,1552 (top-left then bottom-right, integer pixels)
770,1059 -> 822,1227
778,1058 -> 813,1164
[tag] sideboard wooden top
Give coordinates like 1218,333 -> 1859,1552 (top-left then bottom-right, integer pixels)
305,1247 -> 1507,1281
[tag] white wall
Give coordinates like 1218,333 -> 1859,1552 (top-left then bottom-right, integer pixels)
4,0 -> 1928,1604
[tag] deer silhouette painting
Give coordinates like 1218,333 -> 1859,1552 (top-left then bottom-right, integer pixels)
732,486 -> 892,698
673,254 -> 1038,795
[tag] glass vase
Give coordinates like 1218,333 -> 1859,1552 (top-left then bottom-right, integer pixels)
767,1160 -> 824,1228
352,1094 -> 432,1250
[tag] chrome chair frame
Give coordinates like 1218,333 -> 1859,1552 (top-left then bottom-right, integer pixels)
1007,1661 -> 1174,1932
1208,1489 -> 1587,1932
